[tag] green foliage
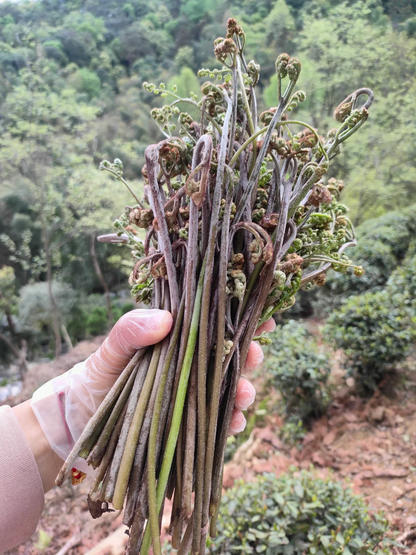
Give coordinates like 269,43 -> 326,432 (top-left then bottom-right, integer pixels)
0,265 -> 21,361
69,304 -> 109,338
263,74 -> 278,109
321,240 -> 397,307
0,80 -> 105,257
279,418 -> 307,446
295,2 -> 416,222
43,40 -> 68,65
325,288 -> 416,393
67,294 -> 133,341
0,0 -> 415,361
162,66 -> 201,121
16,280 -> 77,356
179,0 -> 222,23
387,253 -> 416,318
0,265 -> 17,315
70,68 -> 101,99
174,46 -> 195,70
314,206 -> 416,313
87,306 -> 109,335
17,281 -> 77,331
265,0 -> 295,51
0,63 -> 127,343
34,529 -> 52,551
210,470 -> 388,554
356,209 -> 416,260
264,321 -> 330,423
0,265 -> 26,363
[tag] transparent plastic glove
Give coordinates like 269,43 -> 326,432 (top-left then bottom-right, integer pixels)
31,309 -> 173,474
30,308 -> 270,475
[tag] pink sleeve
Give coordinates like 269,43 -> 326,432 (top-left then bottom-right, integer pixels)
0,406 -> 45,553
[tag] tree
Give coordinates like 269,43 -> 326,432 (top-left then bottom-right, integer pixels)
64,164 -> 132,327
265,0 -> 295,51
294,1 -> 416,222
70,68 -> 101,99
0,266 -> 28,376
0,0 -> 415,367
167,66 -> 200,98
0,44 -> 121,355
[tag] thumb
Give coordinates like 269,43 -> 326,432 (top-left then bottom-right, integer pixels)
86,309 -> 173,381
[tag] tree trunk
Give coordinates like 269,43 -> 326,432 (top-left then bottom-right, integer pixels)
45,240 -> 62,358
5,310 -> 17,337
61,323 -> 73,351
90,234 -> 114,327
0,331 -> 28,377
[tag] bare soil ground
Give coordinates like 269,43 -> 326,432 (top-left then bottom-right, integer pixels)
3,338 -> 416,555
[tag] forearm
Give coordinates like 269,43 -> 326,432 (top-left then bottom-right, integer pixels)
0,405 -> 45,552
13,400 -> 63,493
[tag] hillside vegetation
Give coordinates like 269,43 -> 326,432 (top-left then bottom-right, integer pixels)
0,0 -> 415,361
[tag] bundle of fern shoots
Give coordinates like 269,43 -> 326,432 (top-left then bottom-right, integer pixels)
56,18 -> 373,555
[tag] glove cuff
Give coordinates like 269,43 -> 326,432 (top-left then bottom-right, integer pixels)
31,361 -> 96,475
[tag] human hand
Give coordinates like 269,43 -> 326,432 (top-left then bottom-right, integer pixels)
31,309 -> 173,475
85,309 -> 274,435
30,309 -> 273,481
229,318 -> 276,434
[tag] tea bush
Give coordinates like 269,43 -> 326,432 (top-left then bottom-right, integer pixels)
278,418 -> 307,447
264,321 -> 330,423
312,207 -> 416,315
321,240 -> 397,307
209,470 -> 388,554
357,209 -> 416,260
386,253 -> 416,319
325,288 -> 416,393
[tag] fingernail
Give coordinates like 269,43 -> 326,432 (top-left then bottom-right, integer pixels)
159,311 -> 173,333
131,309 -> 172,327
133,309 -> 167,317
237,381 -> 256,410
252,343 -> 264,366
160,310 -> 173,324
268,319 -> 277,332
231,412 -> 247,434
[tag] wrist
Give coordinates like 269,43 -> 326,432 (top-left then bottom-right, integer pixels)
12,400 -> 63,493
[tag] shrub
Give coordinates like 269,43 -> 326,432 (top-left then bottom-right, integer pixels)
321,240 -> 397,305
84,306 -> 109,336
209,470 -> 388,554
312,207 -> 416,315
42,39 -> 68,65
279,418 -> 307,447
386,253 -> 416,319
325,289 -> 416,393
264,321 -> 330,423
357,209 -> 416,260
